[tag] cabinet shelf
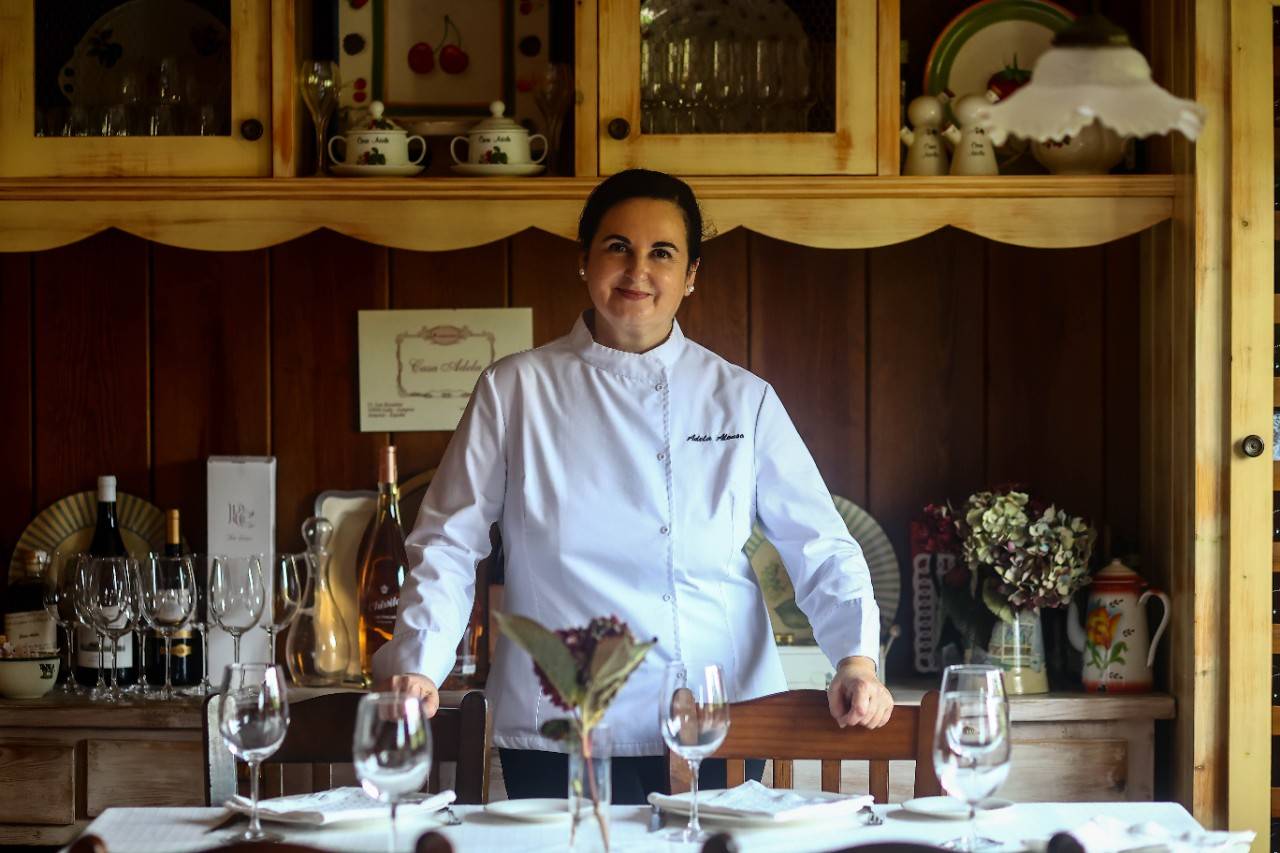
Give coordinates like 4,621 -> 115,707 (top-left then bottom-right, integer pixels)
0,175 -> 1176,254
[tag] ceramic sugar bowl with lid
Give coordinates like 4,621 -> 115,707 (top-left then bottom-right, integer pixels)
328,101 -> 427,175
450,101 -> 547,176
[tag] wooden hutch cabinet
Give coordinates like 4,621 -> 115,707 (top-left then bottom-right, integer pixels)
0,1 -> 1270,850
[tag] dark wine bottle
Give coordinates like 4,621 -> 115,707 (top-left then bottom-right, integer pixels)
144,509 -> 202,688
356,445 -> 409,684
75,475 -> 138,687
3,549 -> 57,655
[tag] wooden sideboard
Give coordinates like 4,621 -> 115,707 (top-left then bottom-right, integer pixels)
0,687 -> 1174,847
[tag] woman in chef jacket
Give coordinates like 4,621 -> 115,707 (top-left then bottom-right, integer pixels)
374,169 -> 892,804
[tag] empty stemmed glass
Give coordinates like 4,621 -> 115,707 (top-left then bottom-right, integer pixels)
533,63 -> 572,174
218,663 -> 290,843
933,664 -> 1013,851
659,661 -> 731,844
298,60 -> 340,176
84,557 -> 139,703
210,554 -> 267,664
136,554 -> 197,700
353,692 -> 433,853
264,554 -> 303,664
41,551 -> 82,694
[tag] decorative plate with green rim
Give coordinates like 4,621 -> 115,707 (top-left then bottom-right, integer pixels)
923,0 -> 1074,102
8,491 -> 166,580
745,495 -> 900,644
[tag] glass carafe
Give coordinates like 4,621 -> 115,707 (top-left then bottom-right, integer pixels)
285,517 -> 351,686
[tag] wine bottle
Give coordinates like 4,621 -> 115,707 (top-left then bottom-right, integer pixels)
356,446 -> 409,683
3,550 -> 57,655
144,510 -> 202,688
75,475 -> 138,687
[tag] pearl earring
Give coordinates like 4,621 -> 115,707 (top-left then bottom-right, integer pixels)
686,285 -> 695,295
578,268 -> 585,279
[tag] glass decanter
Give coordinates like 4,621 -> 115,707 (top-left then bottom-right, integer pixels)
285,517 -> 351,685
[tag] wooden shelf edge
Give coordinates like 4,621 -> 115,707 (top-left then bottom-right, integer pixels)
0,175 -> 1177,254
1273,787 -> 1280,818
1273,706 -> 1280,736
1274,624 -> 1280,655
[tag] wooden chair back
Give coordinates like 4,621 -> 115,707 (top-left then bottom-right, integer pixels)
669,689 -> 941,803
205,689 -> 489,806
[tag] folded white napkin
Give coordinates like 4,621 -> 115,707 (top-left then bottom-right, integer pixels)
1046,815 -> 1255,853
648,780 -> 873,822
225,787 -> 456,826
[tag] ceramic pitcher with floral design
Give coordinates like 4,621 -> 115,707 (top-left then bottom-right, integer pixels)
1067,559 -> 1170,692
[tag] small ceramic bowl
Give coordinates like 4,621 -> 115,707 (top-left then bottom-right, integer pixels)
0,656 -> 60,699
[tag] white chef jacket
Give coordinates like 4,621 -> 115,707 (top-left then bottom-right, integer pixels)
373,313 -> 880,756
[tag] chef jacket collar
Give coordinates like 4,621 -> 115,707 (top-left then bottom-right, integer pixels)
570,310 -> 687,377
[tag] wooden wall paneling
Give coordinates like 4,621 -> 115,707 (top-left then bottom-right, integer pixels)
0,254 -> 32,568
1103,237 -> 1142,556
388,242 -> 510,476
271,232 -> 389,551
151,248 -> 270,551
510,230 -> 590,347
749,235 -> 867,503
866,229 -> 985,676
32,231 -> 151,508
675,228 -> 749,367
984,243 -> 1107,523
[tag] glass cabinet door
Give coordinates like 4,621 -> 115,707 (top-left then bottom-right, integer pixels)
0,0 -> 270,177
599,0 -> 878,175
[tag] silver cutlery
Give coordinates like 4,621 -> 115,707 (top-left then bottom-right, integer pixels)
648,803 -> 666,833
438,806 -> 462,826
858,806 -> 884,826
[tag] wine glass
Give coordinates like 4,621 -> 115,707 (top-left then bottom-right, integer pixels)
71,556 -> 110,698
932,665 -> 1012,851
136,555 -> 197,700
533,63 -> 572,174
353,692 -> 433,853
264,553 -> 303,664
210,554 -> 267,664
218,663 -> 290,843
659,661 -> 730,844
298,60 -> 340,176
41,551 -> 82,694
84,557 -> 139,703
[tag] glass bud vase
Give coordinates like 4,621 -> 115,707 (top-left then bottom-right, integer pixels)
986,607 -> 1050,695
286,517 -> 351,686
568,723 -> 612,852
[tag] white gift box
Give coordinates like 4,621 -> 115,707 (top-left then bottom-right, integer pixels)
206,456 -> 276,676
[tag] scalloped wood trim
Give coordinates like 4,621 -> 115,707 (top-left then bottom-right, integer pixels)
0,176 -> 1175,253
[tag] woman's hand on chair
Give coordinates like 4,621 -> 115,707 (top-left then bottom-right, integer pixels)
386,673 -> 441,717
827,656 -> 893,730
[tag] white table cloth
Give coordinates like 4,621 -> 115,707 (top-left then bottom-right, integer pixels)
73,801 -> 1207,853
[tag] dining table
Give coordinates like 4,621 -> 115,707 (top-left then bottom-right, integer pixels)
70,800 -> 1220,853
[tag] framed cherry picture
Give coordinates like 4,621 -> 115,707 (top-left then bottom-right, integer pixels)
337,0 -> 551,122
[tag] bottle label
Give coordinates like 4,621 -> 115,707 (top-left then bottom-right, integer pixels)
76,626 -> 133,667
3,611 -> 56,653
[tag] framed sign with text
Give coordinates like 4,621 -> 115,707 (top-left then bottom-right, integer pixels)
358,308 -> 533,431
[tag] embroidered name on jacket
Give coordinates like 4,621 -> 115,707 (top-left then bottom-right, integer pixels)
687,432 -> 744,442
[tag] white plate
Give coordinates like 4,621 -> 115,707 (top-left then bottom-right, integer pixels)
900,796 -> 1014,819
483,798 -> 571,823
450,163 -> 546,177
331,163 -> 424,177
656,790 -> 860,828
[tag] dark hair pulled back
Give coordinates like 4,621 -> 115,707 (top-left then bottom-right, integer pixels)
577,169 -> 704,267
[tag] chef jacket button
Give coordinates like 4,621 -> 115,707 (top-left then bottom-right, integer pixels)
657,451 -> 666,461
660,525 -> 669,535
655,383 -> 665,391
662,594 -> 673,602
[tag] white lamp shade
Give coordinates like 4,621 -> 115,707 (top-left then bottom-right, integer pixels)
977,45 -> 1205,146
